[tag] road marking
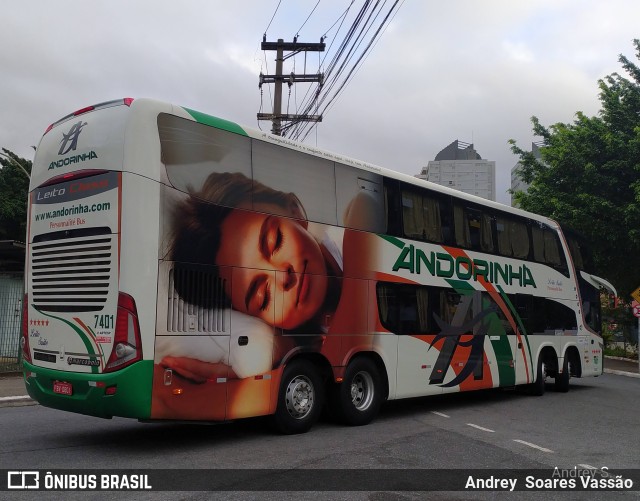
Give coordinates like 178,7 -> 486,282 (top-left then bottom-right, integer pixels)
431,411 -> 450,418
578,464 -> 598,470
513,439 -> 554,453
466,423 -> 495,433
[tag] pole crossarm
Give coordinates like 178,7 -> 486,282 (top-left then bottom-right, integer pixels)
259,73 -> 324,86
259,38 -> 325,136
257,113 -> 322,122
261,41 -> 325,52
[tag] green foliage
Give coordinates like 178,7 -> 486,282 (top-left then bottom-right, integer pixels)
602,294 -> 636,340
510,39 -> 640,298
0,148 -> 32,242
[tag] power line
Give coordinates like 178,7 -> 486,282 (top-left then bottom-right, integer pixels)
289,0 -> 402,141
258,0 -> 402,140
290,0 -> 355,122
322,0 -> 355,40
286,0 -> 374,137
290,0 -> 379,137
295,0 -> 321,38
263,0 -> 283,38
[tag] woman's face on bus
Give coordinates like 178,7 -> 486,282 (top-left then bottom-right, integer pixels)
216,208 -> 328,329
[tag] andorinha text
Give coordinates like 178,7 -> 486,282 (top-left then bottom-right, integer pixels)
48,151 -> 98,170
392,244 -> 537,288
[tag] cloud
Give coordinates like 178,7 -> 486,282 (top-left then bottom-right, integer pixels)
2,0 -> 640,205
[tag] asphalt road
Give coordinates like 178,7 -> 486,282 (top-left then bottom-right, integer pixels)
1,372 -> 638,500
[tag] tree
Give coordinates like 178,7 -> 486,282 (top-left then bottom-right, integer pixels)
510,39 -> 640,299
0,148 -> 32,242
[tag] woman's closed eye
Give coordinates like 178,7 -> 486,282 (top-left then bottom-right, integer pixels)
245,275 -> 271,313
260,216 -> 284,258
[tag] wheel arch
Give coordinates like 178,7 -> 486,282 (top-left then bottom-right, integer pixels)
537,344 -> 560,378
344,351 -> 389,401
562,344 -> 582,378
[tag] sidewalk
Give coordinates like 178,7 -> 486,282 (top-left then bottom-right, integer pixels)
1,357 -> 638,408
0,372 -> 36,407
603,356 -> 640,378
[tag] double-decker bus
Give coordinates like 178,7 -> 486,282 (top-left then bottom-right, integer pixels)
22,98 -> 615,434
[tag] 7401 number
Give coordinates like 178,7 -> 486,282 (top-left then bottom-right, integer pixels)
94,314 -> 114,330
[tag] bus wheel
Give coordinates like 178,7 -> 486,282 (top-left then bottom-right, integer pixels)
333,358 -> 382,426
272,360 -> 323,435
555,357 -> 570,393
530,356 -> 547,396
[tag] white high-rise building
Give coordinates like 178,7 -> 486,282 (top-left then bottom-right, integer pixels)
416,140 -> 496,201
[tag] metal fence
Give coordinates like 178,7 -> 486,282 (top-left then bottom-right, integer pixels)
0,273 -> 23,372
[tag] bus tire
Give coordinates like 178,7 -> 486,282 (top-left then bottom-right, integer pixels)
272,360 -> 323,435
332,358 -> 382,426
530,356 -> 547,396
555,357 -> 570,393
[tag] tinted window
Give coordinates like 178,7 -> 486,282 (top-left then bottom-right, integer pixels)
376,283 -> 431,335
531,222 -> 566,270
454,204 -> 494,253
400,184 -> 450,244
377,283 -> 515,337
496,215 -> 530,259
514,294 -> 577,334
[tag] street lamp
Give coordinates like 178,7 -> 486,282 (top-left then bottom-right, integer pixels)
0,151 -> 31,179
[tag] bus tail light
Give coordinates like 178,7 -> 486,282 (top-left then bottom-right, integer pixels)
44,98 -> 135,135
104,293 -> 142,372
21,294 -> 31,364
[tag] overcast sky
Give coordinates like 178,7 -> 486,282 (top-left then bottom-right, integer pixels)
2,0 -> 639,204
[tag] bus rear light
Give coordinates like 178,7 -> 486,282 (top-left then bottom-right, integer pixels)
74,105 -> 95,116
44,98 -> 135,135
104,293 -> 142,373
38,169 -> 108,188
105,386 -> 118,396
21,294 -> 31,364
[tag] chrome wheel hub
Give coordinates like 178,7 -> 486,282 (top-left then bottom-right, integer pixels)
285,375 -> 314,419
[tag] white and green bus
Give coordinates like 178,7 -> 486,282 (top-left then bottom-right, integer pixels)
22,98 -> 615,434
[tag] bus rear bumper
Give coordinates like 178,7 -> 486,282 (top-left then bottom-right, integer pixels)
22,360 -> 153,419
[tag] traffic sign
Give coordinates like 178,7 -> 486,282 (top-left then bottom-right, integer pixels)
631,286 -> 640,304
633,300 -> 640,318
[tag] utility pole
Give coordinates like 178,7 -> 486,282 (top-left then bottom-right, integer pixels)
258,37 -> 325,136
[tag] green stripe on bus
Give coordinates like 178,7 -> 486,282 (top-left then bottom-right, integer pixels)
379,234 -> 405,249
184,108 -> 248,136
483,295 -> 516,386
447,279 -> 515,386
498,286 -> 534,378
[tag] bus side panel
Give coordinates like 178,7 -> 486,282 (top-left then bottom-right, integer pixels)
119,172 -> 161,365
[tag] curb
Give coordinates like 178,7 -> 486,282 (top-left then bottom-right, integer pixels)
0,395 -> 36,408
603,369 -> 640,379
605,355 -> 639,362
